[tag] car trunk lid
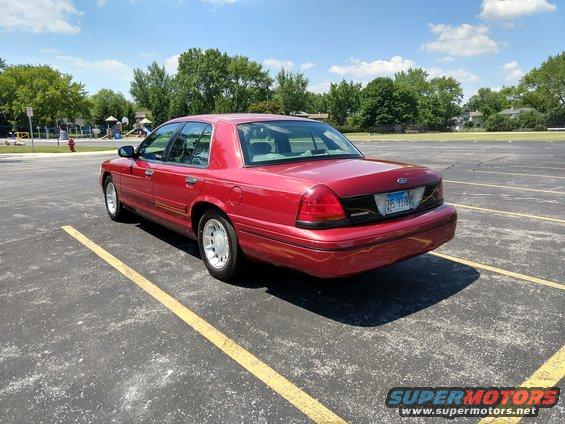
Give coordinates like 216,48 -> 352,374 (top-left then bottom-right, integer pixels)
252,158 -> 440,196
252,158 -> 443,224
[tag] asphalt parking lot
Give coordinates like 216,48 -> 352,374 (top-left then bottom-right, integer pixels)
1,140 -> 563,423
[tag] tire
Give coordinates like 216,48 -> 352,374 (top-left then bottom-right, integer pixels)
103,176 -> 127,222
198,210 -> 243,281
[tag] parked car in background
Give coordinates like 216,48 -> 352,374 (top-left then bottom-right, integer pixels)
100,114 -> 457,281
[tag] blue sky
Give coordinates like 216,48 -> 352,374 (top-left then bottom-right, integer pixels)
1,0 -> 563,101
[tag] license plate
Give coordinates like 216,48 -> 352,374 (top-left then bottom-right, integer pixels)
384,190 -> 410,215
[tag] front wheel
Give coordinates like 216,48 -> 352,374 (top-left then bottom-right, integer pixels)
198,211 -> 243,281
104,176 -> 127,221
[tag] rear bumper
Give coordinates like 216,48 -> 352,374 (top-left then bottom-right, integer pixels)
237,204 -> 457,278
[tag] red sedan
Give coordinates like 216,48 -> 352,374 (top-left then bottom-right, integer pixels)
100,114 -> 456,281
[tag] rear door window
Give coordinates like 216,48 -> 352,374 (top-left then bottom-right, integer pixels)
167,122 -> 212,167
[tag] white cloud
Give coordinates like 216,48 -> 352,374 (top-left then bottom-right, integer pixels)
97,0 -> 107,6
502,60 -> 524,81
40,47 -> 61,54
479,0 -> 556,21
164,54 -> 180,74
436,56 -> 455,63
139,51 -> 157,58
427,67 -> 480,83
329,56 -> 415,78
55,55 -> 130,75
0,0 -> 81,33
308,81 -> 331,94
421,23 -> 500,57
300,62 -> 315,70
263,58 -> 295,70
45,54 -> 132,94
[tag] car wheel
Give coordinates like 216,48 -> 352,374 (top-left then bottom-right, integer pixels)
198,210 -> 242,281
104,176 -> 126,221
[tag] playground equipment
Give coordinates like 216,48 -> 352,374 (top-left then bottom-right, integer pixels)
3,132 -> 29,146
101,116 -> 123,140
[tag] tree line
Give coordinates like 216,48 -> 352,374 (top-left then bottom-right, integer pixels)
0,49 -> 563,132
128,48 -> 463,132
464,53 -> 565,131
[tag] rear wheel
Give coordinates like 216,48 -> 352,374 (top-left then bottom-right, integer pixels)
104,176 -> 127,221
198,210 -> 242,281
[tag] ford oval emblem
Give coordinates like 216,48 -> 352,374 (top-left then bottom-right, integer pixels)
397,177 -> 407,184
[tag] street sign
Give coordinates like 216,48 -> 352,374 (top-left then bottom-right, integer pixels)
26,107 -> 35,152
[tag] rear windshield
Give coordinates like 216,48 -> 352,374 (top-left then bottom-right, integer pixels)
237,120 -> 363,165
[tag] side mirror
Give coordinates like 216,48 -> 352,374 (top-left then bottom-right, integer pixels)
118,145 -> 135,158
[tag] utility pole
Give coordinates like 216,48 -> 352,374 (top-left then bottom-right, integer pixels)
26,107 -> 35,153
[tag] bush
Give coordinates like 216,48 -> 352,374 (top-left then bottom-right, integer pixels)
517,111 -> 546,131
484,114 -> 515,132
334,124 -> 362,133
546,108 -> 565,127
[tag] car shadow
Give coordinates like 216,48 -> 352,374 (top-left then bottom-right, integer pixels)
135,218 -> 479,327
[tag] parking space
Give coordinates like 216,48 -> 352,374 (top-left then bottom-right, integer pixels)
1,140 -> 563,423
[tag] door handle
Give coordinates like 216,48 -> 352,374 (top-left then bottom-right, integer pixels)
145,169 -> 154,176
185,176 -> 198,185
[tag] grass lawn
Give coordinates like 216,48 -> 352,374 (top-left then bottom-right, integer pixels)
344,131 -> 565,142
0,145 -> 116,154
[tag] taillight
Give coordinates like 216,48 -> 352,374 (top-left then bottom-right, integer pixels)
436,181 -> 444,201
296,185 -> 347,228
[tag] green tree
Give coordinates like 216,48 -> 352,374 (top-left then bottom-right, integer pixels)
90,89 -> 132,125
247,99 -> 283,114
326,80 -> 361,125
213,55 -> 272,113
395,69 -> 431,127
359,77 -> 417,129
0,59 -> 7,125
395,68 -> 430,97
518,52 -> 565,125
274,69 -> 309,114
427,76 -> 463,130
171,48 -> 230,116
465,87 -> 510,117
168,48 -> 272,116
0,65 -> 88,128
395,69 -> 462,130
131,62 -> 172,125
306,92 -> 328,114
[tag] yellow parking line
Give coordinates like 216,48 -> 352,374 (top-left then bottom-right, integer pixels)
471,170 -> 565,179
478,344 -> 565,424
510,165 -> 565,171
429,252 -> 563,291
449,203 -> 565,224
443,180 -> 565,195
61,225 -> 346,424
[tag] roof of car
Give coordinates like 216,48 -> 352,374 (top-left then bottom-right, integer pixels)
168,113 -> 317,125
